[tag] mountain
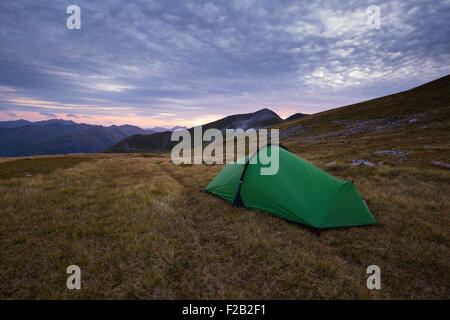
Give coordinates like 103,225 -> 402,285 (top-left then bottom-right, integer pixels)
0,120 -> 154,157
33,119 -> 76,126
201,108 -> 282,131
284,113 -> 308,121
149,126 -> 188,132
170,126 -> 188,131
0,119 -> 31,128
106,108 -> 283,153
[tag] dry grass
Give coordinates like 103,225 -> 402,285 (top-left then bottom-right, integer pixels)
0,122 -> 449,299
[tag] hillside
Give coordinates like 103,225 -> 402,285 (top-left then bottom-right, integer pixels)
278,74 -> 450,142
0,120 -> 154,157
106,108 -> 283,153
284,113 -> 308,121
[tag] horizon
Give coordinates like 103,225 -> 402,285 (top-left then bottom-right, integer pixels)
1,1 -> 449,127
0,117 -> 189,130
1,73 -> 446,128
0,106 -> 303,128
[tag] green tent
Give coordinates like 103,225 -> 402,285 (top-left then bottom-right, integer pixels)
205,144 -> 376,230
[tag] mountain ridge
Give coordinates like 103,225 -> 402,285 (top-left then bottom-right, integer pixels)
105,108 -> 284,153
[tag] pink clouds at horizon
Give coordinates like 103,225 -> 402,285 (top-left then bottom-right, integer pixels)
1,97 -> 348,129
0,110 -> 192,128
0,107 -> 316,128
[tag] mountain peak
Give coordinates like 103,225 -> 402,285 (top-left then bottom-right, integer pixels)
0,119 -> 31,128
255,108 -> 277,114
34,119 -> 76,126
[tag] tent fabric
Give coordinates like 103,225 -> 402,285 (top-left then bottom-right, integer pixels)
205,145 -> 376,229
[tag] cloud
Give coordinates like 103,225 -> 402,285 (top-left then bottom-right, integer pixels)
0,0 -> 448,125
39,111 -> 57,118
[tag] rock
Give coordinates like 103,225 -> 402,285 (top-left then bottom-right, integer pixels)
374,150 -> 413,161
431,161 -> 450,169
374,150 -> 405,156
25,174 -> 32,177
351,159 -> 376,167
326,161 -> 337,166
419,123 -> 441,129
409,118 -> 419,123
279,124 -> 312,139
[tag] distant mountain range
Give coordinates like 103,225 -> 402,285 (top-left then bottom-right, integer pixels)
0,109 -> 304,157
0,119 -> 158,157
106,108 -> 289,153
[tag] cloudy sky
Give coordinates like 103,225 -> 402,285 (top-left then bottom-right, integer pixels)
0,0 -> 449,127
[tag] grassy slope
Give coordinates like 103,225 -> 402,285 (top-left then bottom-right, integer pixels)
279,74 -> 450,130
0,150 -> 448,299
0,76 -> 449,299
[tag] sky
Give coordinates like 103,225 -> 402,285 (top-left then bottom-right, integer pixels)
0,0 -> 449,128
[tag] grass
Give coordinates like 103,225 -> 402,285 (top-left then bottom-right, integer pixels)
0,156 -> 97,179
0,125 -> 448,299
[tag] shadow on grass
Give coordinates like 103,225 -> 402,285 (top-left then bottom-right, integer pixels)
0,157 -> 96,179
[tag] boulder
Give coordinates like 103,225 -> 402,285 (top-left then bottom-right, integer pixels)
351,159 -> 376,167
